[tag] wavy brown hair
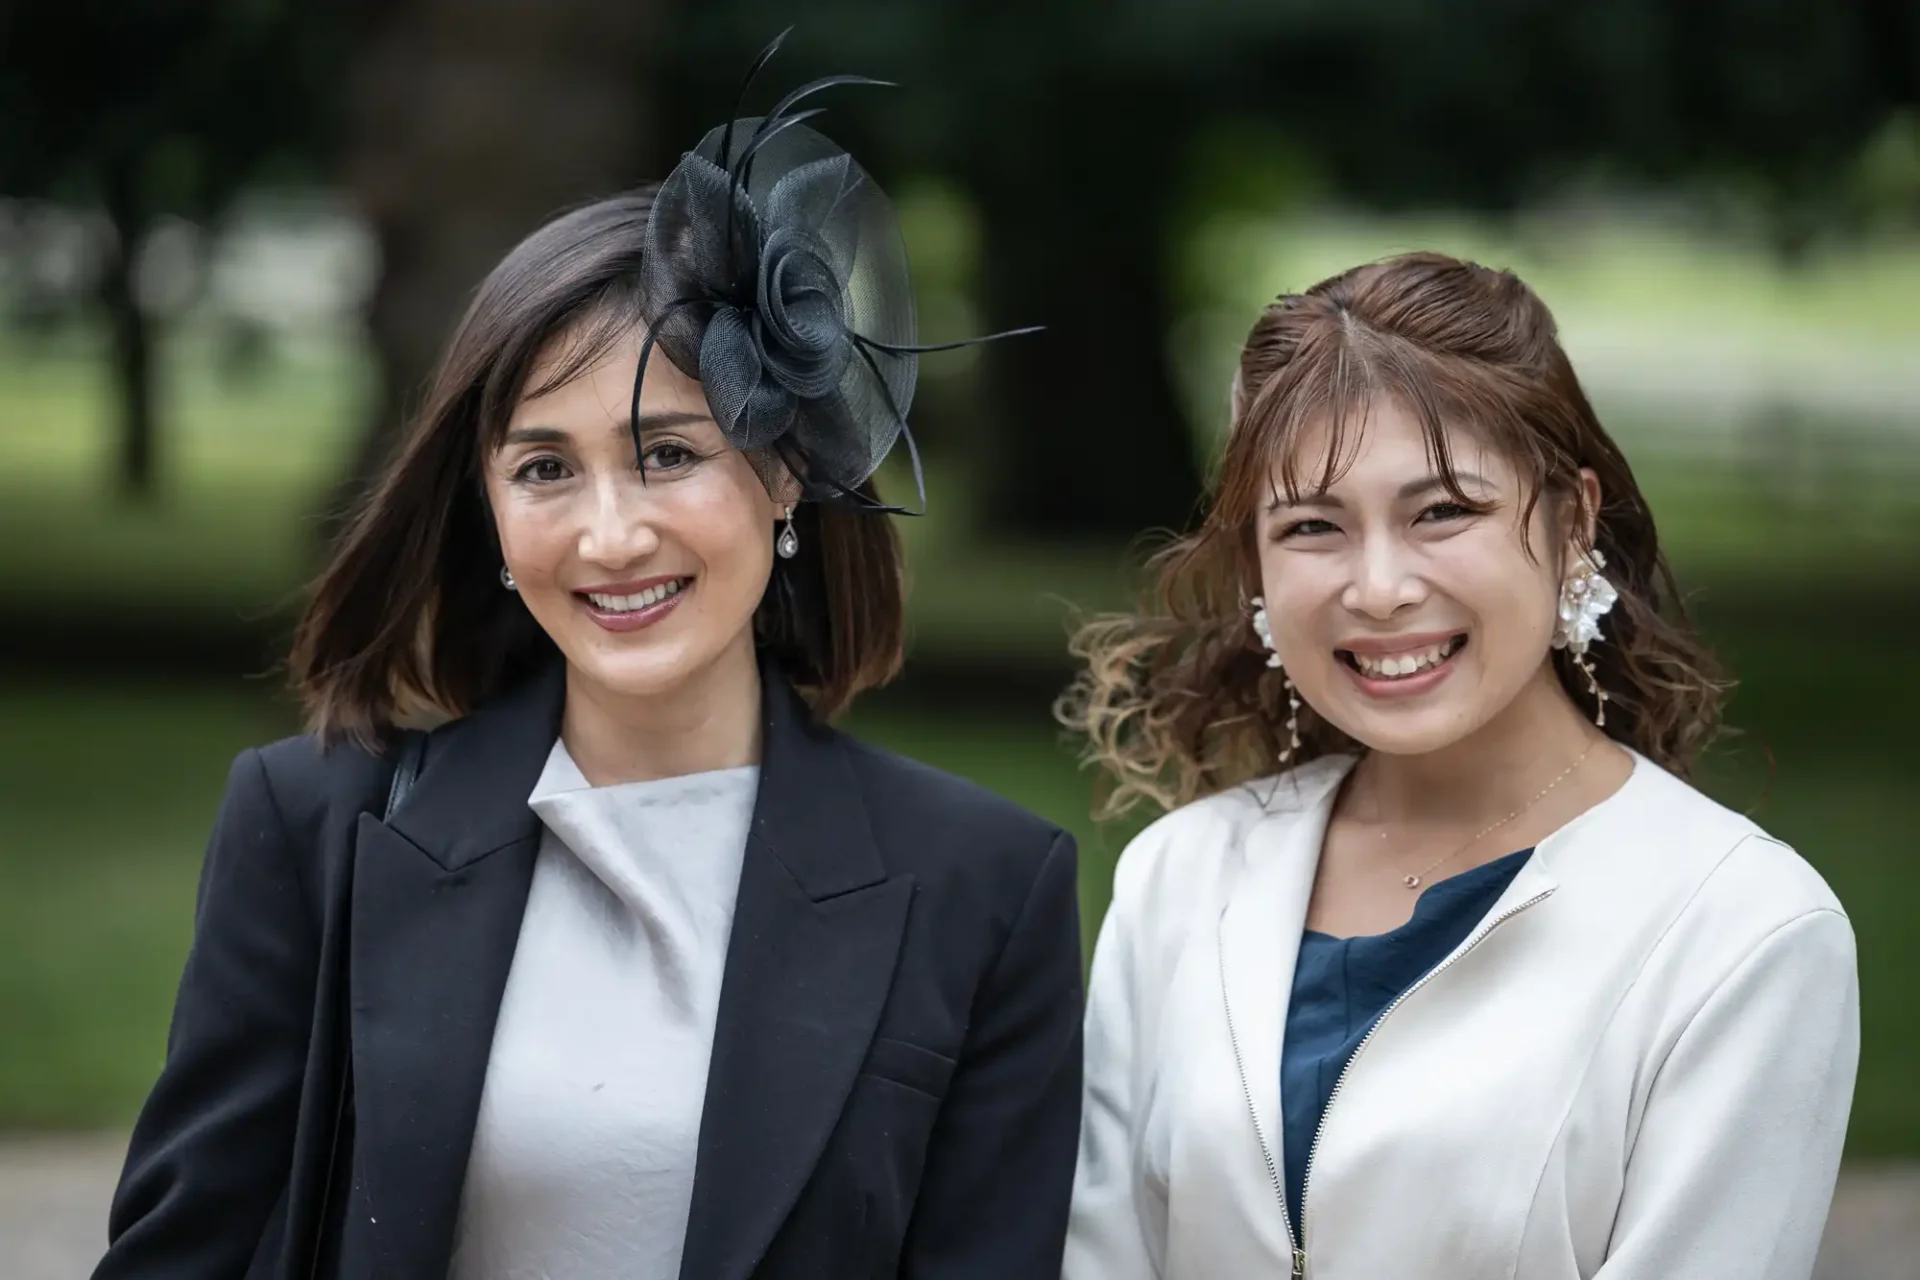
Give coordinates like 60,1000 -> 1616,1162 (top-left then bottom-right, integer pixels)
292,190 -> 904,747
1058,251 -> 1728,820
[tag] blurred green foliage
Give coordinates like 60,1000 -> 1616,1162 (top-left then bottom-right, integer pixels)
10,0 -> 1914,528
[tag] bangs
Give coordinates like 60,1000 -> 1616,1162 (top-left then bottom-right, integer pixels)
1231,318 -> 1560,526
477,277 -> 650,454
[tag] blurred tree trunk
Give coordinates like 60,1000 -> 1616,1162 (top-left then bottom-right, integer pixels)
326,0 -> 661,535
100,169 -> 158,502
100,176 -> 158,506
968,87 -> 1203,540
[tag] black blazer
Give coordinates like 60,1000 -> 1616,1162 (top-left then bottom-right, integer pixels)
94,663 -> 1084,1279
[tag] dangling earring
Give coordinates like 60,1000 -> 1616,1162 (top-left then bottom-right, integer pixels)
776,505 -> 799,559
1552,548 -> 1618,726
499,565 -> 517,592
1250,595 -> 1303,765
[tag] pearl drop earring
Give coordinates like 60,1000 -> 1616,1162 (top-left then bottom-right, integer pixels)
1250,595 -> 1303,764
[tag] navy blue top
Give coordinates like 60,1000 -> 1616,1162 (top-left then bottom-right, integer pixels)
1280,848 -> 1534,1234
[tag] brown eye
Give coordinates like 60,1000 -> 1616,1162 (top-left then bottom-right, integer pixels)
514,456 -> 570,484
1423,501 -> 1477,522
642,442 -> 699,471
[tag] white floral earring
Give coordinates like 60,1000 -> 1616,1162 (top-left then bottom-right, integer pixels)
1250,595 -> 1303,764
1552,548 -> 1618,726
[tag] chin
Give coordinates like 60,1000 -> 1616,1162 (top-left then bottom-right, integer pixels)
1311,691 -> 1486,759
1338,718 -> 1474,758
565,639 -> 720,701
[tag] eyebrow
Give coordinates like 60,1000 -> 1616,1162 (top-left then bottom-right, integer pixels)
1266,470 -> 1494,513
501,410 -> 715,447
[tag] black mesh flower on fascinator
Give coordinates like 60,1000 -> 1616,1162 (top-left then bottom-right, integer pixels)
633,29 -> 1037,511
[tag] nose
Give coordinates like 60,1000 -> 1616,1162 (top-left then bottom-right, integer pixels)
1340,530 -> 1427,620
576,470 -> 662,568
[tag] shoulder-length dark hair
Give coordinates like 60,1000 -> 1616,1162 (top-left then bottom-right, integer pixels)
1058,251 -> 1727,819
292,189 -> 904,746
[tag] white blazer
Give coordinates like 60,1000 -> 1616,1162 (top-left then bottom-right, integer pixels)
1065,751 -> 1859,1280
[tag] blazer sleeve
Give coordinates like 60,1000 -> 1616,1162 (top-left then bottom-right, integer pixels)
1596,908 -> 1859,1280
1062,835 -> 1160,1280
897,830 -> 1084,1280
94,748 -> 321,1279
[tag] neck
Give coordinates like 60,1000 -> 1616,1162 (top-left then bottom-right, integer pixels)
1352,661 -> 1606,826
560,634 -> 764,786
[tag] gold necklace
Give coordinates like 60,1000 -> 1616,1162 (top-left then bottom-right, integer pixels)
1374,740 -> 1599,890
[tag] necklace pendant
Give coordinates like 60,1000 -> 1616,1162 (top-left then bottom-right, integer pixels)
1403,873 -> 1421,889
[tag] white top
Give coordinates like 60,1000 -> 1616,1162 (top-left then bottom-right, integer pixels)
1065,751 -> 1859,1280
449,741 -> 758,1280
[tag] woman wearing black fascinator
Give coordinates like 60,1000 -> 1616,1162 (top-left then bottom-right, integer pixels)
94,32 -> 1080,1280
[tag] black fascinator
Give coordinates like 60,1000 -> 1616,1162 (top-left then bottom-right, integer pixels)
633,30 -> 1034,511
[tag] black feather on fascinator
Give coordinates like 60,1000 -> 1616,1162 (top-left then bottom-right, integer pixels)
633,29 -> 1037,512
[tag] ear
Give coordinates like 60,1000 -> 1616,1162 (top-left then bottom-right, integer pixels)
1570,467 -> 1602,554
769,466 -> 803,511
750,453 -> 803,512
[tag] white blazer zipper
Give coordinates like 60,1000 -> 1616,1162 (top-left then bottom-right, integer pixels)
1219,886 -> 1555,1277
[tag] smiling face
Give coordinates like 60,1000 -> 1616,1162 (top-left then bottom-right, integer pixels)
484,326 -> 791,707
1256,396 -> 1588,757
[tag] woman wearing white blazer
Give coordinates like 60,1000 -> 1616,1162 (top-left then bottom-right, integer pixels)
1058,252 -> 1859,1279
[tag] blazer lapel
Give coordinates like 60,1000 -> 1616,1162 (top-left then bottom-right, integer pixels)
1185,759 -> 1351,1274
347,662 -> 564,1278
678,675 -> 913,1280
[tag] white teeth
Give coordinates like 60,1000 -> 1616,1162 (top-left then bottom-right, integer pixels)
586,579 -> 685,612
1352,638 -> 1460,679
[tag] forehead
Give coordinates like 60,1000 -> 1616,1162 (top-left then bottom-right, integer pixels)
512,325 -> 706,423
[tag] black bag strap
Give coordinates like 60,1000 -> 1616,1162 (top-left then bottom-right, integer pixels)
305,730 -> 425,1278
